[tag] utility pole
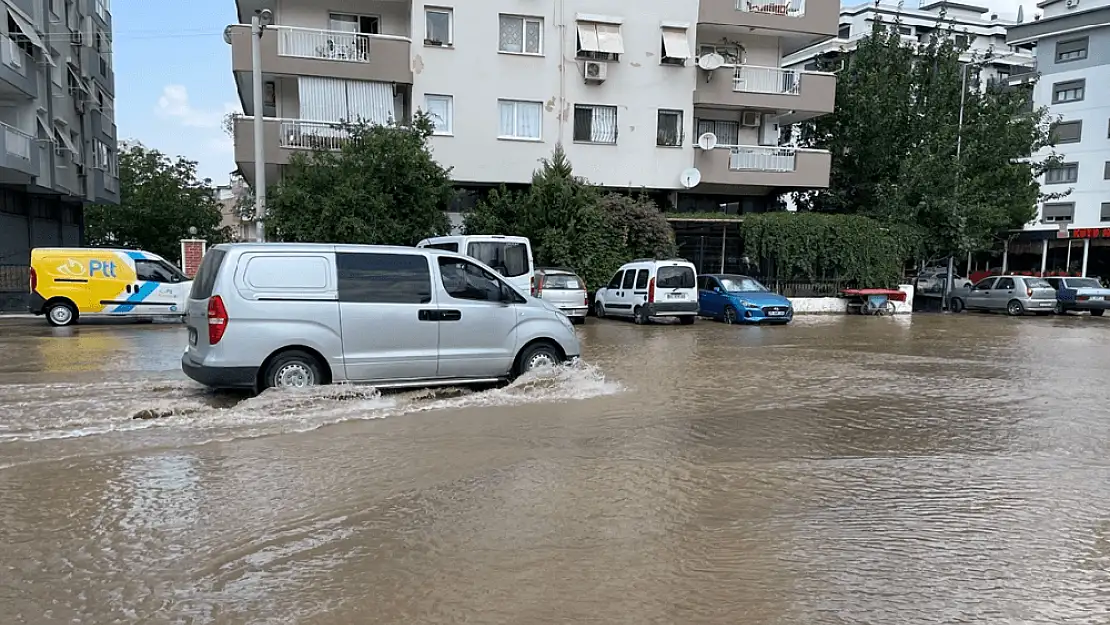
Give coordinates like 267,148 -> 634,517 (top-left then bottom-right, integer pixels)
251,10 -> 271,242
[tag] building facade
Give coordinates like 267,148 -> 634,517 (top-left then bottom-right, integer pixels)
1003,0 -> 1110,278
0,0 -> 119,277
213,175 -> 257,242
228,0 -> 839,252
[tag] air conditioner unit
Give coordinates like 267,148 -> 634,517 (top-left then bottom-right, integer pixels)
583,60 -> 608,84
741,111 -> 761,127
70,31 -> 83,46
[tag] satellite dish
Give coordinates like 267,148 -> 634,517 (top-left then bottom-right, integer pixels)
697,132 -> 718,151
680,168 -> 702,189
696,53 -> 725,71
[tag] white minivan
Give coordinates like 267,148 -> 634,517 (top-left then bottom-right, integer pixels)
417,235 -> 534,295
181,243 -> 580,392
594,258 -> 699,325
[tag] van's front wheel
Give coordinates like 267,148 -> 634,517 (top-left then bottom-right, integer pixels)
46,301 -> 77,327
515,343 -> 561,377
263,350 -> 323,390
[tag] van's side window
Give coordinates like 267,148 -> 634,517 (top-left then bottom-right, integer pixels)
621,270 -> 636,289
607,271 -> 623,289
635,269 -> 649,289
136,259 -> 181,283
438,257 -> 513,302
425,242 -> 459,253
337,252 -> 432,304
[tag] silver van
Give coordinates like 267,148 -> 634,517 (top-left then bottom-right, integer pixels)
180,243 -> 581,391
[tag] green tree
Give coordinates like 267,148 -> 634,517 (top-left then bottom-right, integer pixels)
85,144 -> 229,262
598,193 -> 678,260
265,113 -> 453,244
786,14 -> 1059,260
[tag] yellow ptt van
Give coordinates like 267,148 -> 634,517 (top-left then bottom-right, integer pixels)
29,247 -> 193,326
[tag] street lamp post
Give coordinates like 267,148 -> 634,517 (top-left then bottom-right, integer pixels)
251,10 -> 271,243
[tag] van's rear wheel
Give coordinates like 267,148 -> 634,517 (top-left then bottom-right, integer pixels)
46,301 -> 77,327
263,350 -> 323,390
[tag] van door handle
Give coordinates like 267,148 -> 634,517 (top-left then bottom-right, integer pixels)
125,284 -> 131,293
418,309 -> 438,321
440,310 -> 462,321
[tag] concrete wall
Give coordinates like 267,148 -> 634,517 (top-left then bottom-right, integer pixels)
789,284 -> 915,314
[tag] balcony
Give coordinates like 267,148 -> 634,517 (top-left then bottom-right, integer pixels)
694,64 -> 835,121
699,0 -> 838,40
0,122 -> 38,179
694,145 -> 831,191
0,35 -> 35,98
229,24 -> 413,85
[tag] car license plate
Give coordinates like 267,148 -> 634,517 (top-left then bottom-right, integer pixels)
768,310 -> 785,316
188,327 -> 197,346
1092,296 -> 1104,301
667,293 -> 684,299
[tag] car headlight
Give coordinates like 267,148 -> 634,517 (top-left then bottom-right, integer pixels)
739,299 -> 759,309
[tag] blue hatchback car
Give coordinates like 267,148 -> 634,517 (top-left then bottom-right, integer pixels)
698,274 -> 794,324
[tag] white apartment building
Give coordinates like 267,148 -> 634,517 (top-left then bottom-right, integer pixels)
784,1 -> 1036,83
228,0 -> 840,228
1000,0 -> 1110,278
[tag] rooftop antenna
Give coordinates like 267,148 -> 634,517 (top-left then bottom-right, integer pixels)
1016,5 -> 1025,22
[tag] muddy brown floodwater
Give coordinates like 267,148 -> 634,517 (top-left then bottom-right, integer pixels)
2,314 -> 1110,624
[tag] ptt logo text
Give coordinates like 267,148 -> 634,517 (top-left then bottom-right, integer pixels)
88,259 -> 117,278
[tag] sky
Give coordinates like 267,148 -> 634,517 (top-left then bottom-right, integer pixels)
111,0 -> 1035,187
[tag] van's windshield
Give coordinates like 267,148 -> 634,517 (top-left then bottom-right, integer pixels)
467,241 -> 530,278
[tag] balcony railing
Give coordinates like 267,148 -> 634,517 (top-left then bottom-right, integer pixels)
735,0 -> 805,18
733,65 -> 800,95
279,119 -> 350,151
1,35 -> 24,75
3,123 -> 33,160
277,26 -> 371,63
726,145 -> 797,172
104,175 -> 118,192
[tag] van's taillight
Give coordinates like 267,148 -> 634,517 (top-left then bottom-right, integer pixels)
530,275 -> 535,295
29,267 -> 36,292
207,295 -> 228,345
534,275 -> 544,297
648,277 -> 656,303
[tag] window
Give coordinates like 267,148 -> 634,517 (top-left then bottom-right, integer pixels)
660,27 -> 690,65
1055,37 -> 1087,63
499,14 -> 542,54
329,12 -> 380,35
424,94 -> 453,135
972,278 -> 995,291
574,104 -> 618,144
1042,202 -> 1075,223
438,257 -> 513,302
425,7 -> 452,45
50,54 -> 62,87
698,44 -> 742,64
621,270 -> 636,289
1053,79 -> 1085,104
657,109 -> 683,147
497,99 -> 542,140
541,273 -> 582,289
994,277 -> 1015,290
466,241 -> 530,277
136,259 -> 185,283
337,252 -> 432,304
190,249 -> 227,299
1053,120 -> 1082,144
838,25 -> 850,38
954,34 -> 969,48
1045,163 -> 1078,184
576,20 -> 624,61
635,269 -> 649,289
1102,203 -> 1110,222
696,119 -> 740,146
1105,161 -> 1110,180
657,266 -> 695,289
423,242 -> 458,252
607,271 -> 624,289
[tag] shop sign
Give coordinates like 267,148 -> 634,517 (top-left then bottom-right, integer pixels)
1070,228 -> 1110,239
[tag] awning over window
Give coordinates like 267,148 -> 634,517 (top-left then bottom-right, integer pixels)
576,21 -> 624,54
661,28 -> 690,59
54,125 -> 78,152
4,1 -> 46,51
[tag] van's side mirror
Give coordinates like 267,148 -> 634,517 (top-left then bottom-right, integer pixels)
713,286 -> 721,293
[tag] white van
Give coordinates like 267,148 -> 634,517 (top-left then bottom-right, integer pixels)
417,235 -> 534,295
594,258 -> 699,325
181,243 -> 580,392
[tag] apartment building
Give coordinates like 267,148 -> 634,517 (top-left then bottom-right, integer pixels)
999,0 -> 1110,278
228,0 -> 839,240
213,175 -> 258,241
784,1 -> 1036,84
0,0 -> 118,274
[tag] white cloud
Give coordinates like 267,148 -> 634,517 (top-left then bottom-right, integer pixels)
155,84 -> 237,129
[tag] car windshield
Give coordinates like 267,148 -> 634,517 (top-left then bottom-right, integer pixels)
719,276 -> 768,292
1025,278 -> 1053,288
542,273 -> 582,289
467,242 -> 529,278
1067,278 -> 1103,288
656,266 -> 695,289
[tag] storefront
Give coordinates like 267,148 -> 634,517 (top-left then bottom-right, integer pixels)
999,227 -> 1110,278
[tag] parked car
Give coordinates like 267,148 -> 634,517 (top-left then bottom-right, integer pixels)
533,267 -> 588,324
697,274 -> 793,324
955,275 -> 1057,316
1043,276 -> 1110,316
181,243 -> 580,392
915,266 -> 972,295
29,247 -> 192,326
416,235 -> 534,295
594,258 -> 698,324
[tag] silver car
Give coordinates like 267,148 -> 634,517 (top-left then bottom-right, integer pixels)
181,243 -> 581,392
533,267 -> 588,324
959,275 -> 1057,316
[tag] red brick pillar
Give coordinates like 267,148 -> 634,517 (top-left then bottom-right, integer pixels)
180,239 -> 207,278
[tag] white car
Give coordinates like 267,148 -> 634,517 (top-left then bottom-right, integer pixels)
594,258 -> 698,324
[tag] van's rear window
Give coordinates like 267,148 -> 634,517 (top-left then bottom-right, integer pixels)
189,249 -> 226,299
657,266 -> 695,289
424,242 -> 459,253
468,242 -> 530,278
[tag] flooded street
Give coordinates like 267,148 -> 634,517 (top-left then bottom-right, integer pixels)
3,314 -> 1110,624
